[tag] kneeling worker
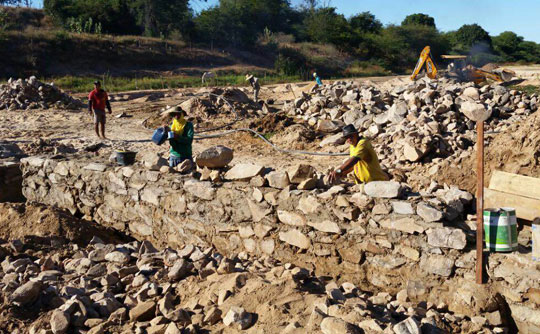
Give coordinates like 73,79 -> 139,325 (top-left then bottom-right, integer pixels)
329,124 -> 388,184
162,106 -> 194,168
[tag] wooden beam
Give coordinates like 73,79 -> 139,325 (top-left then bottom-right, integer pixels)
485,188 -> 540,221
476,121 -> 485,285
489,170 -> 540,200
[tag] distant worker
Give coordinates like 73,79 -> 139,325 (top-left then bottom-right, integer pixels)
88,81 -> 112,139
162,106 -> 194,168
202,71 -> 216,85
245,74 -> 260,103
310,72 -> 323,93
313,72 -> 323,86
329,124 -> 388,184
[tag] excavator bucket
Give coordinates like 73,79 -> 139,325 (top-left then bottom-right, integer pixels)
425,57 -> 437,79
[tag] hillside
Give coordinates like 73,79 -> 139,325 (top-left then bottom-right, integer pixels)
1,30 -> 279,78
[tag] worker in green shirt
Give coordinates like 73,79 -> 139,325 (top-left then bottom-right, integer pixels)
162,106 -> 194,167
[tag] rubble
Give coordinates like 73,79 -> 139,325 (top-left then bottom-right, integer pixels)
283,77 -> 538,176
3,74 -> 540,334
0,76 -> 83,110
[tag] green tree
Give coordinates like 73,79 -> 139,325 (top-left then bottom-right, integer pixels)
401,13 -> 435,28
302,7 -> 353,48
349,11 -> 382,33
493,31 -> 523,61
194,6 -> 224,49
44,0 -> 140,35
455,23 -> 491,49
372,24 -> 450,72
515,41 -> 540,63
195,0 -> 293,48
129,0 -> 191,37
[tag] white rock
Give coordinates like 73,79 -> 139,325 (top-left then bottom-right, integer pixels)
222,306 -> 253,330
320,317 -> 361,334
279,229 -> 311,249
225,164 -> 264,180
364,181 -> 402,198
426,227 -> 467,250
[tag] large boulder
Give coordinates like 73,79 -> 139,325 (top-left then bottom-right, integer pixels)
460,101 -> 491,122
195,145 -> 233,168
9,281 -> 42,306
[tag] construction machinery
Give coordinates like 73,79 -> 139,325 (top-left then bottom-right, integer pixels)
410,46 -> 437,80
411,46 -> 515,84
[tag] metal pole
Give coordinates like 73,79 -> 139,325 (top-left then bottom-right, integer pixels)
476,120 -> 485,284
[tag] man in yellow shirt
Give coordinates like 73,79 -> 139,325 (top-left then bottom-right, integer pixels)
329,124 -> 388,184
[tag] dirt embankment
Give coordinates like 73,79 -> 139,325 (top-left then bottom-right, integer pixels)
0,31 -> 274,78
0,203 -> 130,245
412,110 -> 540,192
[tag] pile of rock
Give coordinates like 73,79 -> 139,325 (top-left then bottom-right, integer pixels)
178,87 -> 256,118
0,235 -> 503,334
0,76 -> 84,111
283,78 -> 538,168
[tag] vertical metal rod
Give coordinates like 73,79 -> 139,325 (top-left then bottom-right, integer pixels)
476,121 -> 485,284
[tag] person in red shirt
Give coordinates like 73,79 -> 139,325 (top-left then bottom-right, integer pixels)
88,81 -> 112,139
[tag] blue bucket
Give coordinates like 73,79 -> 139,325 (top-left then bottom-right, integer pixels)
152,127 -> 167,146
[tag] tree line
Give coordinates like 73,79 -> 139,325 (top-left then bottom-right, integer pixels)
4,0 -> 540,73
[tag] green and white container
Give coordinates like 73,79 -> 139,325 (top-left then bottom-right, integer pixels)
483,208 -> 518,252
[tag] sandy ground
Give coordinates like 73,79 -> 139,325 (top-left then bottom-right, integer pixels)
1,67 -> 538,181
1,76 -> 407,174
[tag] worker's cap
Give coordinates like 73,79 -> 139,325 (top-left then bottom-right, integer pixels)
342,124 -> 358,138
313,73 -> 317,77
94,80 -> 101,85
161,106 -> 186,117
245,74 -> 254,81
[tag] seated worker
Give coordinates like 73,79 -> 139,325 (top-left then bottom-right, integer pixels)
313,72 -> 323,86
329,124 -> 389,184
162,106 -> 194,168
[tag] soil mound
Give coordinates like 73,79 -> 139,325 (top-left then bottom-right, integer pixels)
248,112 -> 294,134
0,203 -> 129,245
409,110 -> 540,192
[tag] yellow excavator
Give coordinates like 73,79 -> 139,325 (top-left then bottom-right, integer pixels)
410,46 -> 515,84
410,46 -> 437,80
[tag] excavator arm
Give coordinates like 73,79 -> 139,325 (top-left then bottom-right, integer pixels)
411,46 -> 438,80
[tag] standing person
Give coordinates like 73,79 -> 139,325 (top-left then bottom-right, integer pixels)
162,106 -> 194,168
245,74 -> 260,103
329,125 -> 388,184
88,81 -> 112,139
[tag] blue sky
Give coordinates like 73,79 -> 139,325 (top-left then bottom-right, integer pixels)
30,0 -> 540,42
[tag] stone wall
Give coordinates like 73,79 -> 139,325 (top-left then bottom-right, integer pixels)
0,162 -> 23,202
20,156 -> 540,332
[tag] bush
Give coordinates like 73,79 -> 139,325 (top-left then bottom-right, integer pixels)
274,47 -> 307,76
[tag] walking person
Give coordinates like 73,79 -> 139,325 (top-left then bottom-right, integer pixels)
88,81 -> 112,139
245,74 -> 261,103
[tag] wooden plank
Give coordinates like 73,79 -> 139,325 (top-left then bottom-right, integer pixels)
489,170 -> 540,200
484,188 -> 540,221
